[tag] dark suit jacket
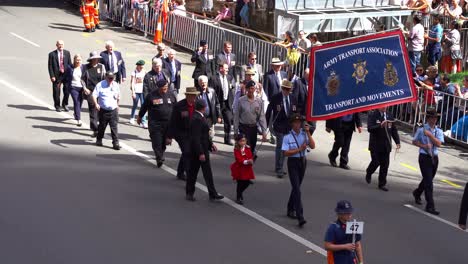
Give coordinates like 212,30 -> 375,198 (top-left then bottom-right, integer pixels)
263,69 -> 287,101
326,113 -> 362,132
162,57 -> 182,92
99,50 -> 126,81
265,92 -> 299,134
48,49 -> 72,80
167,99 -> 192,141
142,69 -> 171,97
209,73 -> 234,111
216,52 -> 238,76
367,110 -> 400,152
190,111 -> 213,157
197,87 -> 221,122
459,183 -> 468,226
293,77 -> 308,115
191,49 -> 215,80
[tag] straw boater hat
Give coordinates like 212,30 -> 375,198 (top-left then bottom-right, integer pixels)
87,51 -> 102,61
185,87 -> 200,95
423,107 -> 440,118
281,79 -> 293,89
271,57 -> 284,65
245,68 -> 256,75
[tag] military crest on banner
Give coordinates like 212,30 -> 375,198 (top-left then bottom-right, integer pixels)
352,60 -> 368,84
383,61 -> 399,87
326,71 -> 340,96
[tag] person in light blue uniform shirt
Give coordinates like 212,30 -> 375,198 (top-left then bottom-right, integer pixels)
281,113 -> 315,227
92,71 -> 121,150
412,108 -> 444,215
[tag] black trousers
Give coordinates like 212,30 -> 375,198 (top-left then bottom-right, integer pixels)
86,94 -> 98,132
149,121 -> 169,161
221,105 -> 233,139
329,124 -> 354,165
52,78 -> 69,108
236,180 -> 250,199
366,150 -> 390,187
287,157 -> 306,220
414,154 -> 439,210
186,152 -> 218,197
176,136 -> 191,178
97,108 -> 119,145
239,123 -> 258,154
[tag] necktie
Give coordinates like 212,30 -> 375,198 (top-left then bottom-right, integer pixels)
59,51 -> 64,73
223,76 -> 229,100
171,61 -> 176,82
285,95 -> 290,116
226,54 -> 230,66
110,53 -> 115,73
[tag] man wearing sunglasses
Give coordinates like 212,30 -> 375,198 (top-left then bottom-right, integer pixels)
241,51 -> 263,84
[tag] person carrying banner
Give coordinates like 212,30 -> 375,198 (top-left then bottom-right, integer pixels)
80,0 -> 101,33
412,108 -> 444,215
365,107 -> 400,192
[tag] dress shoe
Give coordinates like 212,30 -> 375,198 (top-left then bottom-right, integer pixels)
91,131 -> 98,138
96,140 -> 103,147
276,172 -> 283,179
113,144 -> 121,150
156,160 -> 163,168
186,194 -> 196,201
235,198 -> 244,205
55,107 -> 61,112
287,211 -> 297,219
62,106 -> 69,112
339,164 -> 351,170
95,24 -> 102,29
209,193 -> 224,201
177,174 -> 186,181
412,190 -> 422,205
83,28 -> 91,32
269,136 -> 276,144
365,174 -> 371,184
298,219 -> 307,227
425,208 -> 440,215
378,186 -> 389,192
328,154 -> 337,167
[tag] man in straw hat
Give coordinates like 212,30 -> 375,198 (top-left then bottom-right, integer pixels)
282,113 -> 315,227
412,107 -> 444,215
138,80 -> 177,168
266,79 -> 299,178
167,87 -> 200,180
83,51 -> 105,137
263,57 -> 287,102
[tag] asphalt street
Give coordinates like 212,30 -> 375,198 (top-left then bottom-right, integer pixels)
0,1 -> 467,263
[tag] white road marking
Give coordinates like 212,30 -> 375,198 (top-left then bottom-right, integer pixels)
9,32 -> 40,47
404,204 -> 467,233
0,79 -> 327,257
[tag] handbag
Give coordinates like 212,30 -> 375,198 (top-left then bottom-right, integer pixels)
451,50 -> 463,60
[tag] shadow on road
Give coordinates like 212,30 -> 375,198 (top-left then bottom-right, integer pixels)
7,104 -> 51,111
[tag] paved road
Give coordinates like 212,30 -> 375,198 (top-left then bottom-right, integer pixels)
0,1 -> 467,263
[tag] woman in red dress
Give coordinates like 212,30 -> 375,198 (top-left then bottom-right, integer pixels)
230,134 -> 255,205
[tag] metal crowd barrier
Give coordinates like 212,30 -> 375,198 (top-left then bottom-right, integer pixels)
388,88 -> 468,145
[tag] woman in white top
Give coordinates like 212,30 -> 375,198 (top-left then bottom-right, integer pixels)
444,21 -> 462,73
130,60 -> 147,127
172,0 -> 186,16
64,54 -> 86,126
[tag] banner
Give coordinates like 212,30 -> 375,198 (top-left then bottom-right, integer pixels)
306,30 -> 417,121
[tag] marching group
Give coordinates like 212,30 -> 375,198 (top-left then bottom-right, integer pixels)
47,36 -> 468,263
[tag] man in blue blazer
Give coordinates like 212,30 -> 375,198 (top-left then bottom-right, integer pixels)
263,57 -> 287,102
100,40 -> 126,83
162,48 -> 182,95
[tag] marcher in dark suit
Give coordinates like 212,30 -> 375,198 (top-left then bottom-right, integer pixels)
266,79 -> 299,178
167,87 -> 199,181
47,40 -> 72,112
459,183 -> 468,230
191,40 -> 215,87
292,68 -> 316,135
143,58 -> 171,97
100,40 -> 126,83
216,41 -> 237,77
196,75 -> 222,131
162,48 -> 182,95
326,113 -> 362,170
209,63 -> 235,145
185,99 -> 224,202
366,107 -> 401,191
263,57 -> 287,101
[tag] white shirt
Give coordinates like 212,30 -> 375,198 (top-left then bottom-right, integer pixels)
276,71 -> 282,86
109,52 -> 119,73
283,94 -> 290,115
131,69 -> 146,93
57,49 -> 63,65
409,23 -> 424,51
220,74 -> 229,101
93,80 -> 120,111
71,67 -> 83,88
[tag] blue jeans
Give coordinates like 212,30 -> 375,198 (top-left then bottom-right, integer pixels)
131,93 -> 146,122
274,131 -> 285,173
408,51 -> 421,74
426,42 -> 441,66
